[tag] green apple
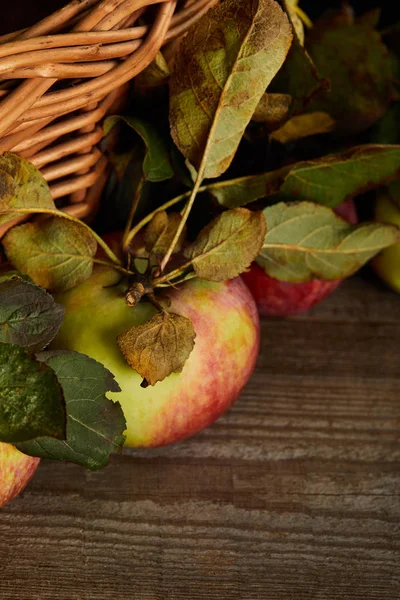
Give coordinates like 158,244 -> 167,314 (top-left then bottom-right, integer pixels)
51,266 -> 260,447
373,182 -> 400,293
0,443 -> 40,508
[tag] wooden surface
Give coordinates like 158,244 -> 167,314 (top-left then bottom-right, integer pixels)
1,275 -> 399,600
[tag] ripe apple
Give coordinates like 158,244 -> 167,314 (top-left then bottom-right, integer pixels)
372,184 -> 400,293
241,199 -> 358,316
0,443 -> 40,508
51,267 -> 259,447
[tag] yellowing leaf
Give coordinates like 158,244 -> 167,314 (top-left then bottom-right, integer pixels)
270,111 -> 335,143
3,216 -> 97,292
0,153 -> 54,226
184,208 -> 266,282
170,0 -> 293,180
257,202 -> 400,282
252,93 -> 292,129
144,211 -> 186,255
118,312 -> 196,386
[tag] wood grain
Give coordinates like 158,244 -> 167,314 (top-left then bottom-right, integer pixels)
0,275 -> 399,600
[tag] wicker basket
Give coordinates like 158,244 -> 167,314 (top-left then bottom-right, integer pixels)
0,0 -> 216,228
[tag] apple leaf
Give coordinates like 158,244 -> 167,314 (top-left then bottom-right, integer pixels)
104,115 -> 173,182
118,312 -> 196,386
270,111 -> 335,144
270,33 -> 329,114
184,208 -> 266,282
0,153 -> 55,226
135,51 -> 170,89
0,276 -> 64,352
18,351 -> 126,471
209,145 -> 400,209
252,93 -> 292,129
144,211 -> 186,255
307,18 -> 392,134
169,0 -> 293,180
2,216 -> 97,292
256,202 -> 400,282
283,0 -> 305,45
0,343 -> 66,443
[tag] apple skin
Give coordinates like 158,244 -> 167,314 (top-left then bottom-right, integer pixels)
51,268 -> 260,448
0,443 -> 40,508
241,199 -> 358,317
373,185 -> 400,293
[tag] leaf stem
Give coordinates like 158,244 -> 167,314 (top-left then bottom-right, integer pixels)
92,258 -> 133,277
1,208 -> 122,266
122,190 -> 191,252
153,260 -> 193,287
160,176 -> 203,272
122,176 -> 145,250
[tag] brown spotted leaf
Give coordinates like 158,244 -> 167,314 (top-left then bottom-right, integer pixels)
118,312 -> 196,386
144,211 -> 186,255
169,0 -> 293,180
307,17 -> 393,134
184,208 -> 266,281
3,216 -> 97,292
0,153 -> 54,226
209,145 -> 400,209
252,93 -> 292,130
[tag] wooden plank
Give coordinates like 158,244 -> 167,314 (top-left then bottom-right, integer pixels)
0,277 -> 399,600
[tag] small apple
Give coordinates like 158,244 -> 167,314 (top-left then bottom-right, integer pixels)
373,183 -> 400,293
0,443 -> 40,508
241,199 -> 358,316
51,267 -> 259,447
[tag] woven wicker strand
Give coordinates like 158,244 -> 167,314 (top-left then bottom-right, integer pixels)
0,0 -> 217,235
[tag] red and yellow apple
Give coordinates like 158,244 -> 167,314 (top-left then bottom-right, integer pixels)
373,183 -> 400,293
51,267 -> 259,447
0,443 -> 40,508
242,199 -> 358,316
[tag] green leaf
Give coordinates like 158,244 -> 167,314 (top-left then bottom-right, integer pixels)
270,111 -> 335,144
135,51 -> 170,89
169,0 -> 293,180
3,216 -> 97,292
252,93 -> 292,130
144,211 -> 186,255
369,104 -> 400,145
256,201 -> 400,282
104,115 -> 173,182
118,312 -> 196,386
0,343 -> 66,443
18,351 -> 125,471
209,145 -> 400,209
0,277 -> 64,352
0,153 -> 54,226
307,18 -> 392,134
270,33 -> 329,114
184,208 -> 266,281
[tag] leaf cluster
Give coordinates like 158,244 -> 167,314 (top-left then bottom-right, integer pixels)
0,0 -> 400,470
